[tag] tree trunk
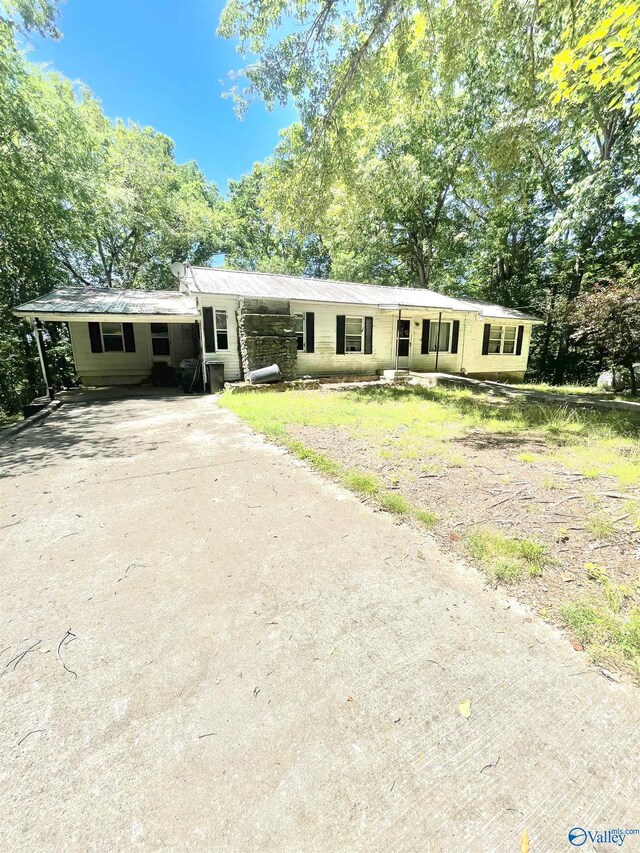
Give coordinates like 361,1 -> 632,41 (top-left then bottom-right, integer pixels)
627,359 -> 638,396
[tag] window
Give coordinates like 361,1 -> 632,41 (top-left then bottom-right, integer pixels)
502,326 -> 517,354
345,317 -> 363,353
101,322 -> 124,352
294,313 -> 305,351
214,310 -> 228,350
151,323 -> 170,356
489,324 -> 517,354
428,321 -> 451,353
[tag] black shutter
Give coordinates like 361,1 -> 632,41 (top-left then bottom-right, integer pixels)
451,320 -> 460,354
515,325 -> 525,356
364,317 -> 373,354
89,322 -> 102,353
482,323 -> 491,355
306,312 -> 315,353
421,319 -> 430,355
203,307 -> 215,352
123,323 -> 136,352
336,315 -> 345,355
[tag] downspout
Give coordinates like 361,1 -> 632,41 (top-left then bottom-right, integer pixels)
33,318 -> 52,399
434,311 -> 442,372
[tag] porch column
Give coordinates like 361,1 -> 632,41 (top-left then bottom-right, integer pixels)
33,318 -> 53,399
434,311 -> 443,372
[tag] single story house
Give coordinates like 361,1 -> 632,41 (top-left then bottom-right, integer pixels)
13,266 -> 542,390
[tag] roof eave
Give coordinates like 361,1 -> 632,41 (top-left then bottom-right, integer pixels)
13,309 -> 198,323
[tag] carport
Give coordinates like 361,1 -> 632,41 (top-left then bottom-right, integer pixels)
13,287 -> 201,394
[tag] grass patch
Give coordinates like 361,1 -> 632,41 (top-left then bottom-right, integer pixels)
379,491 -> 411,515
282,439 -> 342,477
0,412 -> 22,429
585,514 -> 617,540
584,563 -> 638,614
562,601 -> 640,676
521,382 -> 637,403
415,509 -> 439,528
343,470 -> 379,495
466,529 -> 548,582
517,451 -> 537,463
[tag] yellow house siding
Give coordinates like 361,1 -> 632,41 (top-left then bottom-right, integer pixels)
197,294 -> 242,381
70,305 -> 534,385
461,318 -> 532,376
70,320 -> 200,385
291,301 -> 396,376
70,321 -> 154,385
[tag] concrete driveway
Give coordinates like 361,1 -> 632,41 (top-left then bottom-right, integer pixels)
1,391 -> 638,852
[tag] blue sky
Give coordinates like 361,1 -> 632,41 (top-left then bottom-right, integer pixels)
27,0 -> 297,195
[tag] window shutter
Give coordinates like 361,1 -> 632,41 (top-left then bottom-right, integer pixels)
123,323 -> 136,353
305,312 -> 315,353
515,325 -> 525,356
203,307 -> 215,352
88,322 -> 102,353
421,319 -> 430,355
336,315 -> 345,355
364,316 -> 373,354
482,323 -> 491,355
451,320 -> 460,354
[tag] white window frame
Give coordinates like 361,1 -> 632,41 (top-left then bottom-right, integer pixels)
150,323 -> 171,358
100,321 -> 124,352
214,309 -> 229,351
345,316 -> 364,353
428,321 -> 452,353
488,324 -> 517,355
293,313 -> 306,352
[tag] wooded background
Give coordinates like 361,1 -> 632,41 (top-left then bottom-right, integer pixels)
1,0 -> 639,418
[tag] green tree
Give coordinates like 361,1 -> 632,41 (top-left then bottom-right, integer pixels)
55,113 -> 224,290
223,163 -> 330,276
571,271 -> 640,393
219,0 -> 640,383
0,10 -> 224,416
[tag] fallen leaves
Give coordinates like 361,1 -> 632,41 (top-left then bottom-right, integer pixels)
458,698 -> 471,720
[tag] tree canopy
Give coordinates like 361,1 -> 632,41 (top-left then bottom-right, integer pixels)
0,4 -> 224,416
220,0 -> 640,383
1,0 -> 639,418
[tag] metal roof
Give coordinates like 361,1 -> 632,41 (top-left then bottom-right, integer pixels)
186,267 -> 542,322
14,287 -> 198,318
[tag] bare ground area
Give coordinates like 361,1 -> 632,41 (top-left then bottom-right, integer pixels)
1,390 -> 639,851
288,420 -> 640,616
223,384 -> 640,681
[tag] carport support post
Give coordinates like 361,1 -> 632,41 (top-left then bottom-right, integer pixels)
33,318 -> 53,399
197,308 -> 207,392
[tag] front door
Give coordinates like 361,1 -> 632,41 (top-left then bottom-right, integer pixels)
396,319 -> 411,368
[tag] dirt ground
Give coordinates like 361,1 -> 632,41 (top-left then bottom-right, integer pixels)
1,390 -> 639,852
287,420 -> 640,619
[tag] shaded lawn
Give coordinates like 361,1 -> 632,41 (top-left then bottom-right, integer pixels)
520,382 -> 638,402
221,385 -> 640,680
